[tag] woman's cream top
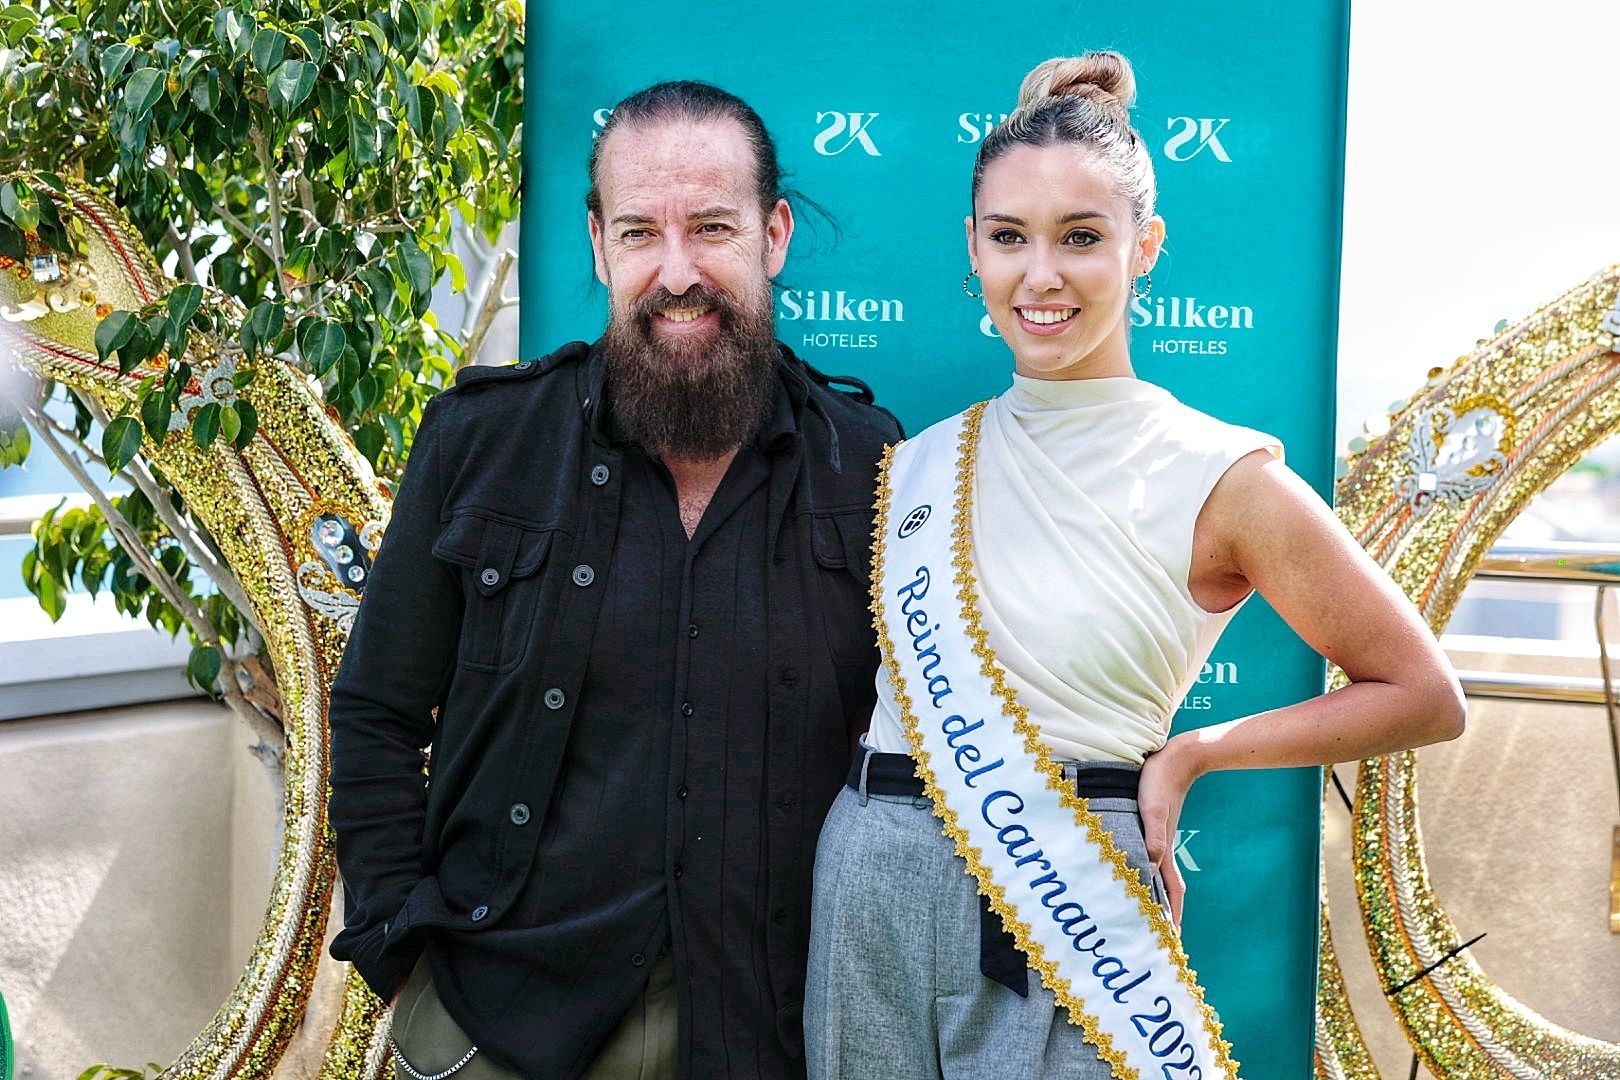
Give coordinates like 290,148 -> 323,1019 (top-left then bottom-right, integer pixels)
866,373 -> 1282,764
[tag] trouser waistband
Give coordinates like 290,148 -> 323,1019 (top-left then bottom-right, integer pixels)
846,747 -> 1140,801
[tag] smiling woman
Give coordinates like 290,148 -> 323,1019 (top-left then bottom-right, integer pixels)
804,50 -> 1464,1080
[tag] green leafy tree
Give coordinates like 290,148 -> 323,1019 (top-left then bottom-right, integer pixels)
0,0 -> 523,761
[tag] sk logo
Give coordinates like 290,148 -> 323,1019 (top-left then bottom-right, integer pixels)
1173,829 -> 1201,872
1164,117 -> 1232,162
814,111 -> 882,156
897,505 -> 931,539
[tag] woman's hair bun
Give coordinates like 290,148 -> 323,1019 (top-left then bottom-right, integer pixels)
1016,51 -> 1136,123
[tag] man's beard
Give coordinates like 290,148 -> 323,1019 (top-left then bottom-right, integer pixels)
602,281 -> 778,460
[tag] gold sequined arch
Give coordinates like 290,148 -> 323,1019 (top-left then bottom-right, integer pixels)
1315,265 -> 1620,1078
1,183 -> 397,1076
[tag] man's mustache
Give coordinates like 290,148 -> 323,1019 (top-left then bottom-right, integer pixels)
628,284 -> 740,328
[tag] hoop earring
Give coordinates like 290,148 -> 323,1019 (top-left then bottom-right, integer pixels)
962,271 -> 983,300
1133,273 -> 1153,301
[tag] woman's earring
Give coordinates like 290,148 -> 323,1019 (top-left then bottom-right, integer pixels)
962,271 -> 983,300
1133,272 -> 1153,301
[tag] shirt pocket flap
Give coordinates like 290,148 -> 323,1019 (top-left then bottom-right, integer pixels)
432,513 -> 553,597
813,510 -> 874,587
811,514 -> 848,571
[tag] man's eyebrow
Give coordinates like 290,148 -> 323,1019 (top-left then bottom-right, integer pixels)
689,206 -> 741,221
609,213 -> 656,227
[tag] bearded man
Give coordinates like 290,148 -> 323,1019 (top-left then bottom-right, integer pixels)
327,81 -> 902,1080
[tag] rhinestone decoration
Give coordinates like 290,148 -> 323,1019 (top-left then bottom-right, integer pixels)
0,179 -> 397,1079
1318,265 -> 1620,1078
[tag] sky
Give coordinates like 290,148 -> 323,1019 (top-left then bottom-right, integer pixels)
1335,1 -> 1620,450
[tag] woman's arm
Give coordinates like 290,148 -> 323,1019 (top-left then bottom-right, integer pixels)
1140,450 -> 1466,921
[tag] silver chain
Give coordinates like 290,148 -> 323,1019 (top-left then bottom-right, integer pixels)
388,1032 -> 479,1080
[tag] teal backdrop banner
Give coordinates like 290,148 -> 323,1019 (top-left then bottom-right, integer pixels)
522,4 -> 1349,1075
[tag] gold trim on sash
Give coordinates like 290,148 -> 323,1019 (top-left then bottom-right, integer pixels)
869,402 -> 1239,1079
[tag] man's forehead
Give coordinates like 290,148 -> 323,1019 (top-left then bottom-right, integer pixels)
595,117 -> 758,214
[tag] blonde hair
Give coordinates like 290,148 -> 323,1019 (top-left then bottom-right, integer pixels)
971,50 -> 1156,229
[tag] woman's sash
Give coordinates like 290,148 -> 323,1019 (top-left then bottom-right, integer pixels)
872,403 -> 1238,1080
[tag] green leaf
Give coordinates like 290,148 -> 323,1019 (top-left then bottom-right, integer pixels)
219,403 -> 242,444
192,401 -> 221,448
296,317 -> 346,375
231,368 -> 258,389
444,249 -> 466,292
143,314 -> 172,361
140,391 -> 170,441
0,178 -> 37,231
292,26 -> 324,64
250,27 -> 287,74
176,167 -> 212,214
244,301 -> 284,357
187,644 -> 222,692
396,239 -> 432,302
348,107 -> 377,167
353,419 -> 384,462
213,8 -> 254,58
94,311 -> 138,365
100,42 -> 135,84
351,370 -> 380,412
166,282 -> 203,327
395,0 -> 421,50
122,67 -> 165,119
35,566 -> 65,622
102,415 -> 144,473
191,68 -> 220,114
233,399 -> 258,448
0,221 -> 23,261
267,60 -> 315,116
381,412 -> 405,455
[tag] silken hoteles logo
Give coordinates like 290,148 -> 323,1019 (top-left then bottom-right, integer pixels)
1163,116 -> 1231,162
812,111 -> 881,156
956,111 -> 1009,144
1132,294 -> 1255,357
778,287 -> 905,351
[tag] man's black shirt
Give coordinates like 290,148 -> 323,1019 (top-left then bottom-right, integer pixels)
327,341 -> 901,1078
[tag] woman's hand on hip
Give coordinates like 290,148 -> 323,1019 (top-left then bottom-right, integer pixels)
1137,732 -> 1204,926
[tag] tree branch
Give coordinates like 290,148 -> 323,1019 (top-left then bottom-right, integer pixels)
12,394 -> 286,772
458,247 -> 516,369
76,393 -> 266,641
165,222 -> 200,284
251,129 -> 289,288
216,203 -> 278,263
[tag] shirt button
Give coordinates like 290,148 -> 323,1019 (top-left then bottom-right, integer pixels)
673,864 -> 684,879
471,905 -> 489,922
687,623 -> 699,638
590,464 -> 610,486
510,803 -> 530,825
631,952 -> 647,967
680,702 -> 694,717
571,564 -> 595,587
479,567 -> 501,587
514,360 -> 534,371
544,688 -> 566,710
676,784 -> 689,800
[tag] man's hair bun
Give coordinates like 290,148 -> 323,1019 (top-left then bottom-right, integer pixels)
1016,51 -> 1136,124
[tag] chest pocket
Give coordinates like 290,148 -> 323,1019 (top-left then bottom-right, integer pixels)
812,510 -> 877,665
432,511 -> 554,672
